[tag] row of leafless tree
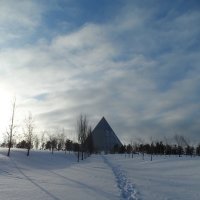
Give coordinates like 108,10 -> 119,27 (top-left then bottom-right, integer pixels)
3,98 -> 35,157
1,100 -> 93,161
3,99 -> 199,162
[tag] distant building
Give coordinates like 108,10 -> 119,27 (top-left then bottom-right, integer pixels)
91,117 -> 122,152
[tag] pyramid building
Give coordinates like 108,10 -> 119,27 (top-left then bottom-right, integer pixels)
91,117 -> 122,152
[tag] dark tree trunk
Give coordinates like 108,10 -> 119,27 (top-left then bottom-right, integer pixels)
51,147 -> 54,154
7,142 -> 11,157
7,99 -> 16,157
27,148 -> 30,156
81,150 -> 84,160
77,149 -> 80,162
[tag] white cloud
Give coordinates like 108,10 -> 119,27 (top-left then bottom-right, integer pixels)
0,1 -> 200,143
0,0 -> 44,45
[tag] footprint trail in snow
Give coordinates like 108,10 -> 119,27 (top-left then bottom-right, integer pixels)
103,155 -> 139,200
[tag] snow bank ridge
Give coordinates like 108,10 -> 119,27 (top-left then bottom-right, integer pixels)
102,156 -> 139,200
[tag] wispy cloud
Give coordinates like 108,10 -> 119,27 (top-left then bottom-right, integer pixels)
0,0 -> 45,47
0,0 -> 200,143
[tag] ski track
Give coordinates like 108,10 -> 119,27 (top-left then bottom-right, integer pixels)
10,158 -> 61,200
3,152 -> 139,200
102,155 -> 139,200
9,157 -> 115,200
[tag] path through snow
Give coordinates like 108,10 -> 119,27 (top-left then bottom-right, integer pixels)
0,149 -> 120,200
102,155 -> 139,200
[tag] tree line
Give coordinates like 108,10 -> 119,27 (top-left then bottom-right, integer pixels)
1,99 -> 199,161
112,135 -> 200,160
1,105 -> 93,162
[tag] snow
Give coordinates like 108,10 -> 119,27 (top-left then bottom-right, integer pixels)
103,156 -> 138,200
106,154 -> 200,200
0,149 -> 119,200
1,149 -> 200,200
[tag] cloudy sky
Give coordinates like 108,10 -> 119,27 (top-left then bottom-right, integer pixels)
0,0 -> 200,143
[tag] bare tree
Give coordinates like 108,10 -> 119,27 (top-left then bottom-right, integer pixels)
7,98 -> 16,157
24,112 -> 34,156
174,134 -> 188,157
150,137 -> 155,161
136,138 -> 145,160
40,131 -> 46,150
77,114 -> 88,161
34,134 -> 40,150
175,135 -> 189,147
57,128 -> 66,151
163,136 -> 174,156
48,132 -> 58,154
65,139 -> 73,154
130,139 -> 135,158
85,126 -> 94,156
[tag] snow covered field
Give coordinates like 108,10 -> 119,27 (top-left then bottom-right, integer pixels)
107,154 -> 200,200
0,148 -> 200,200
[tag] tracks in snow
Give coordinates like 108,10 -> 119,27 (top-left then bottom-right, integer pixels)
10,158 -> 61,200
102,155 -> 139,200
